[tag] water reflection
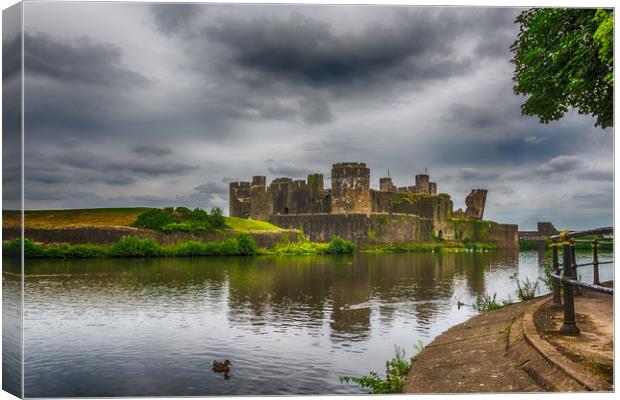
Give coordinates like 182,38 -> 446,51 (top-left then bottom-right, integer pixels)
6,249 -> 612,396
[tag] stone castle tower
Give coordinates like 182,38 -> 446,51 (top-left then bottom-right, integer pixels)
330,162 -> 371,214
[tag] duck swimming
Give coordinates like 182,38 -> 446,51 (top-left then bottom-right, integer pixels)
212,360 -> 232,379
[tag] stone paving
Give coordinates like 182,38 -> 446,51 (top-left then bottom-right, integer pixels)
403,290 -> 613,393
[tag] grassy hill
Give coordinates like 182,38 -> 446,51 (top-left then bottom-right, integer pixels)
2,208 -> 282,232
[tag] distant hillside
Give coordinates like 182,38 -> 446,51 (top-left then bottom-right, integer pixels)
2,208 -> 282,232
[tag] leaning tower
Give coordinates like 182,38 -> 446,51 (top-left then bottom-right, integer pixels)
330,162 -> 371,214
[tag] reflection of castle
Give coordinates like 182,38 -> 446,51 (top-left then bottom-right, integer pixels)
228,162 -> 518,246
230,162 -> 487,221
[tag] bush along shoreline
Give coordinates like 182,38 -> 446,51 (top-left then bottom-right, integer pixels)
2,235 -> 506,259
2,234 -> 357,259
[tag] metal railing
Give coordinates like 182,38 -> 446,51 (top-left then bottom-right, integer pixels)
549,227 -> 613,336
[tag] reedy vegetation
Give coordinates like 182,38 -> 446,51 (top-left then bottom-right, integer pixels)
339,343 -> 425,394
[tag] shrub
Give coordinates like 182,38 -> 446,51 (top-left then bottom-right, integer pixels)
339,344 -> 422,394
173,240 -> 208,256
161,222 -> 193,233
236,233 -> 257,255
473,293 -> 513,312
515,277 -> 539,300
133,209 -> 176,230
326,236 -> 356,254
219,238 -> 240,255
3,239 -> 23,257
65,244 -> 106,258
209,207 -> 225,229
133,207 -> 225,233
23,239 -> 45,258
109,235 -> 162,257
174,206 -> 192,218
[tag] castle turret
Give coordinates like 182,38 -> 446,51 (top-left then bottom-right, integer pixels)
464,189 -> 487,220
331,162 -> 371,214
229,181 -> 251,218
379,177 -> 396,192
250,176 -> 272,221
415,174 -> 430,194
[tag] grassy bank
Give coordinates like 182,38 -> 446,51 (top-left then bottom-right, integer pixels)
3,208 -> 282,232
3,235 -> 355,259
362,240 -> 497,253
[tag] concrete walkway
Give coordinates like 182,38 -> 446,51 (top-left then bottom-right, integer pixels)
403,290 -> 613,393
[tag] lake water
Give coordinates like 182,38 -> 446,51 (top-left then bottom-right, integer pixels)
2,250 -> 614,397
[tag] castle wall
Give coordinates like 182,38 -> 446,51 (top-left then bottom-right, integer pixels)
371,190 -> 393,213
250,177 -> 272,221
271,213 -> 433,245
415,174 -> 430,194
290,180 -> 311,214
331,162 -> 371,214
229,181 -> 251,218
270,177 -> 293,215
379,177 -> 396,192
439,219 -> 518,248
464,189 -> 487,220
9,226 -> 300,248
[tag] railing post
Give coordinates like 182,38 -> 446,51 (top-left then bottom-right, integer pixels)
560,243 -> 580,336
592,240 -> 600,286
551,244 -> 562,308
570,242 -> 581,295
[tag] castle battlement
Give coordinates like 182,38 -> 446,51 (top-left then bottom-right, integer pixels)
229,161 -> 487,233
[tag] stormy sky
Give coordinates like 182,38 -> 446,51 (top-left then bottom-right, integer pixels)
5,2 -> 613,230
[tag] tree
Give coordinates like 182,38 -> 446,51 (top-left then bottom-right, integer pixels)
510,8 -> 613,129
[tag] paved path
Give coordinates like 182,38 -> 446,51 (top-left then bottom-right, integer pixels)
403,291 -> 613,393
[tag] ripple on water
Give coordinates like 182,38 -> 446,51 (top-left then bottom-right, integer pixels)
19,252 -> 614,396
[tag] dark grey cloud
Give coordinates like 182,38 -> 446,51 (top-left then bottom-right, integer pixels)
131,145 -> 173,157
24,32 -> 149,87
17,3 -> 612,230
575,169 -> 614,181
2,34 -> 21,81
58,152 -> 197,177
535,155 -> 583,176
205,11 -> 469,88
457,167 -> 501,181
150,3 -> 201,34
267,162 -> 314,178
194,181 -> 228,195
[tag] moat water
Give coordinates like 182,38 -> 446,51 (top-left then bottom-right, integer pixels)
2,250 -> 614,396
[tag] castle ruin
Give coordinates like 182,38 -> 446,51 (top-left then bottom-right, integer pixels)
229,162 -> 517,247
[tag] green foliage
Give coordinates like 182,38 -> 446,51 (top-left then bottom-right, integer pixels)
462,238 -> 497,251
63,244 -> 107,258
3,239 -> 105,259
208,207 -> 226,229
171,240 -> 209,256
510,8 -> 613,128
133,209 -> 176,231
515,277 -> 539,300
133,207 -> 225,233
2,238 -> 24,257
109,235 -> 162,257
269,241 -> 330,255
392,192 -> 432,205
236,233 -> 258,255
519,239 -> 543,250
326,236 -> 356,254
541,256 -> 555,291
363,240 -> 496,253
473,293 -> 513,312
3,234 -> 259,258
161,222 -> 194,232
339,344 -> 423,394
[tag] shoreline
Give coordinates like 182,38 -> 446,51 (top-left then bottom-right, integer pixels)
3,235 -> 503,259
